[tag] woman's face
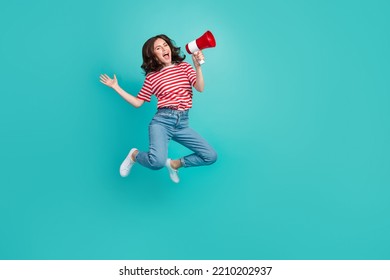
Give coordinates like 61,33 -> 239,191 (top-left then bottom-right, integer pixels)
153,38 -> 172,67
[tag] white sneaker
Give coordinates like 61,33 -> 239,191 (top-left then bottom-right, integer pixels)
165,158 -> 180,183
120,148 -> 137,177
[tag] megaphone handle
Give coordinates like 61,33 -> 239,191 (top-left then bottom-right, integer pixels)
199,59 -> 205,65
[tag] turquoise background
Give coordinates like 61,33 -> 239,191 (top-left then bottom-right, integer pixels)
1,0 -> 389,259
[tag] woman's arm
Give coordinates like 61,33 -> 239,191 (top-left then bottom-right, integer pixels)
192,51 -> 205,92
99,74 -> 144,108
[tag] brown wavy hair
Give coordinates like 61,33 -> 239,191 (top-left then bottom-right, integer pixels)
141,34 -> 186,75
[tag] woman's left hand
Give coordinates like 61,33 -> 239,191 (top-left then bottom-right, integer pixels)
192,51 -> 204,67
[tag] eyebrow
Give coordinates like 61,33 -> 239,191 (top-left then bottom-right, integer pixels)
154,42 -> 168,49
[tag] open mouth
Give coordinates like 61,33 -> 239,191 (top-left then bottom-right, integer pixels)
163,53 -> 170,59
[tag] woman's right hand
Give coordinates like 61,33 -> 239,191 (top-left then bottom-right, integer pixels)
99,74 -> 118,88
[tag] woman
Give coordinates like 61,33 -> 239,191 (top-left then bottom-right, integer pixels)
99,34 -> 217,183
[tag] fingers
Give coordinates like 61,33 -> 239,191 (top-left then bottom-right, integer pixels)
195,51 -> 204,61
99,74 -> 112,84
99,73 -> 118,89
192,51 -> 205,66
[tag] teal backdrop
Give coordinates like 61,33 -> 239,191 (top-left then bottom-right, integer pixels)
1,0 -> 389,259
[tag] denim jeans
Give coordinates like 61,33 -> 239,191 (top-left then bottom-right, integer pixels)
135,108 -> 217,170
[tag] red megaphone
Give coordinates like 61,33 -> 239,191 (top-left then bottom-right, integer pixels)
185,30 -> 216,64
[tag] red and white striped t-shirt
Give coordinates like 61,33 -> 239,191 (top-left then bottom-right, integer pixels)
137,62 -> 197,111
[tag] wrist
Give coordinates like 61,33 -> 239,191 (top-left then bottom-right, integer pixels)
112,84 -> 120,91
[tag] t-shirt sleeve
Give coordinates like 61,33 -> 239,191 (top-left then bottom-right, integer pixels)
137,76 -> 153,102
183,62 -> 197,87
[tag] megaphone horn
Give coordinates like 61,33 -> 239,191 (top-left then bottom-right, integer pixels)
185,30 -> 216,65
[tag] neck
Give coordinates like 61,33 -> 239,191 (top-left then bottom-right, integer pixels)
163,63 -> 174,68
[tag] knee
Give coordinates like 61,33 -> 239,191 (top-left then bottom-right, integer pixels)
204,149 -> 218,165
148,155 -> 166,170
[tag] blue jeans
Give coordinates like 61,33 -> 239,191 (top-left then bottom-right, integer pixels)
135,108 -> 217,170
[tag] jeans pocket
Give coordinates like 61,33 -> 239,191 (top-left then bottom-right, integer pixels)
179,116 -> 189,128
